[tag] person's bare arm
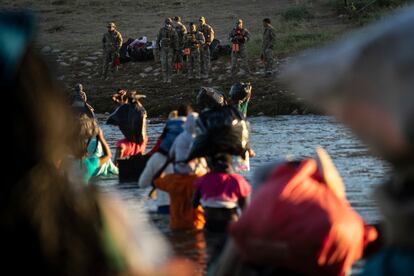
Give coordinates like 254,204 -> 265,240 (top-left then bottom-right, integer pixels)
97,128 -> 112,166
238,195 -> 250,210
114,147 -> 123,166
192,189 -> 201,208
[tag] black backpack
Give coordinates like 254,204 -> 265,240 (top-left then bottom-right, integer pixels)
188,105 -> 249,159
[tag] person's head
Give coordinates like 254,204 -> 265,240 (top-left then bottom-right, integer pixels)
199,16 -> 206,26
189,22 -> 197,33
73,114 -> 99,159
236,19 -> 243,29
229,82 -> 252,104
165,18 -> 173,27
207,153 -> 233,173
177,104 -> 193,117
173,16 -> 181,23
107,22 -> 115,32
263,18 -> 271,27
112,89 -> 128,104
168,110 -> 178,119
75,83 -> 83,93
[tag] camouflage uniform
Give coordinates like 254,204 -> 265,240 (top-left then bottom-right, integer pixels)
156,22 -> 179,83
198,20 -> 214,78
262,24 -> 276,74
229,26 -> 251,75
102,28 -> 123,79
174,20 -> 187,71
183,30 -> 205,79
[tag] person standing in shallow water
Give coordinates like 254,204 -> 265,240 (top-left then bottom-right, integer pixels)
102,22 -> 123,80
193,153 -> 252,233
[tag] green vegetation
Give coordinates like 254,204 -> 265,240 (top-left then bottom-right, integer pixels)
281,4 -> 314,21
276,31 -> 334,55
330,0 -> 408,25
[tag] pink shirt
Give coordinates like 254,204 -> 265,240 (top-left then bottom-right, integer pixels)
194,172 -> 252,208
116,137 -> 147,158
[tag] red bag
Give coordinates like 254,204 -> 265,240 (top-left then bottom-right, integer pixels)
113,56 -> 121,67
229,148 -> 377,276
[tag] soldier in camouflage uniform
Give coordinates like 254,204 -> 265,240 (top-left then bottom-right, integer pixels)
262,18 -> 276,76
102,22 -> 123,79
183,22 -> 205,80
229,19 -> 251,76
197,16 -> 214,79
156,18 -> 179,83
173,16 -> 187,73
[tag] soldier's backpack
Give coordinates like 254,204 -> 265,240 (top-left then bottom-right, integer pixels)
187,105 -> 249,159
107,103 -> 146,144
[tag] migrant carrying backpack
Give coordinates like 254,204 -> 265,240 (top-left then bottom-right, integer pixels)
107,103 -> 146,144
187,105 -> 249,160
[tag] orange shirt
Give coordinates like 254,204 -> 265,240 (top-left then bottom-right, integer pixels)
154,174 -> 205,231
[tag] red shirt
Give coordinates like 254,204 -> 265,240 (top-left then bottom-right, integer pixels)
193,172 -> 252,207
116,137 -> 147,158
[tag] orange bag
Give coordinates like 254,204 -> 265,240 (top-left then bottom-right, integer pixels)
229,148 -> 377,276
113,56 -> 121,67
183,48 -> 191,56
232,43 -> 240,52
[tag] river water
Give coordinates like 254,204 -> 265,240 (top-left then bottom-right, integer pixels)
96,115 -> 388,274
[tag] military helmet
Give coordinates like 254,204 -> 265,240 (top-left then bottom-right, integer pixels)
165,18 -> 173,26
199,16 -> 206,24
75,83 -> 83,93
229,82 -> 252,103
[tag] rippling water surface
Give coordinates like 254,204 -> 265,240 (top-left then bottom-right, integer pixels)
96,115 -> 388,274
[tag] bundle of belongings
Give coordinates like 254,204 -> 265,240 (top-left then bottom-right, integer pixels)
120,36 -> 155,63
107,91 -> 147,144
210,38 -> 232,60
188,87 -> 249,161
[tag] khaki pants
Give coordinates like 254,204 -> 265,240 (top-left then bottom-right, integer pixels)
231,46 -> 250,75
102,51 -> 118,78
160,47 -> 174,81
200,45 -> 210,76
263,48 -> 274,73
187,49 -> 201,79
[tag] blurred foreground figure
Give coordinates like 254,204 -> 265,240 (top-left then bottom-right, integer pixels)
283,6 -> 414,275
0,11 -> 192,276
213,148 -> 377,275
